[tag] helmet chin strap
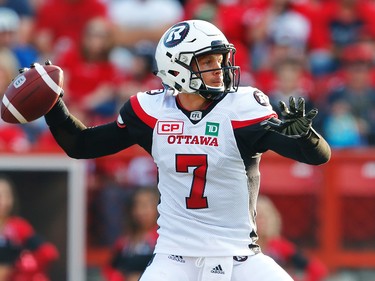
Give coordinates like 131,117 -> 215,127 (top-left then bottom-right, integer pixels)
198,86 -> 226,101
178,88 -> 224,101
188,71 -> 226,100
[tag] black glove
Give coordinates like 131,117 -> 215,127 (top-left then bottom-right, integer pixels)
261,96 -> 318,138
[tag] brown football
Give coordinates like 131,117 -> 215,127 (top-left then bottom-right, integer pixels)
1,62 -> 63,124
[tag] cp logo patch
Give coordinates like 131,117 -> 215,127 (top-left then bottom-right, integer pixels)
164,22 -> 189,48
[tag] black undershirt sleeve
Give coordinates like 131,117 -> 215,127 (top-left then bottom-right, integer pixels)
234,122 -> 331,166
45,99 -> 137,159
256,128 -> 331,165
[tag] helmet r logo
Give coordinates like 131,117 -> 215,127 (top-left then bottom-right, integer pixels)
164,22 -> 189,48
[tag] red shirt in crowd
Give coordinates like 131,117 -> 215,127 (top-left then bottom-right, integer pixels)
0,217 -> 59,281
34,0 -> 107,48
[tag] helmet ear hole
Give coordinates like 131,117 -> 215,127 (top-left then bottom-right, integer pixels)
168,70 -> 179,77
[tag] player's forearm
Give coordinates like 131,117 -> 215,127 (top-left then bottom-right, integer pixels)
45,98 -> 89,158
296,128 -> 331,165
45,99 -> 134,159
259,128 -> 331,165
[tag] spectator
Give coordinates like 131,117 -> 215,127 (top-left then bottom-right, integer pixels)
33,0 -> 107,63
0,53 -> 31,153
108,0 -> 184,48
117,42 -> 161,103
290,0 -> 333,77
54,16 -> 122,125
32,16 -> 120,148
256,195 -> 328,281
0,0 -> 37,67
0,174 -> 59,281
0,120 -> 30,153
244,0 -> 311,72
0,7 -> 43,145
326,0 -> 375,54
95,154 -> 157,246
322,42 -> 375,145
102,187 -> 159,281
306,0 -> 375,75
0,52 -> 18,94
322,99 -> 366,148
267,57 -> 319,128
107,0 -> 184,74
0,7 -> 21,70
183,0 -> 218,23
0,0 -> 34,23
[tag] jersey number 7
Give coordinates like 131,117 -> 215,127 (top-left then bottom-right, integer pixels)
176,154 -> 208,209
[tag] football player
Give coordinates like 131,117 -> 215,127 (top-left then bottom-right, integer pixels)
44,20 -> 331,281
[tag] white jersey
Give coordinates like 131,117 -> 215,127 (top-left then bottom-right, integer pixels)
120,86 -> 276,257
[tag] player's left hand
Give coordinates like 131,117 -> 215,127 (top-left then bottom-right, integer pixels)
261,96 -> 318,138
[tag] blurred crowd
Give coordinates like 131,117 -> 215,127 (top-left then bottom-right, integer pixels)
0,174 -> 59,281
0,0 -> 375,152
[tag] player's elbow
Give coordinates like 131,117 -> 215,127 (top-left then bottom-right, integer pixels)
59,145 -> 86,159
309,148 -> 331,165
320,144 -> 332,164
65,150 -> 83,159
312,156 -> 330,166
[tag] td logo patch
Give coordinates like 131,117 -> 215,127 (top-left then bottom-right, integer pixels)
164,22 -> 189,48
205,122 -> 219,136
253,90 -> 270,106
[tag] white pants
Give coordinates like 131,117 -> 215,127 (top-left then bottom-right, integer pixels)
139,253 -> 294,281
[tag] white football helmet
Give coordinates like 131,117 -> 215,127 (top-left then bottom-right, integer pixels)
155,20 -> 240,100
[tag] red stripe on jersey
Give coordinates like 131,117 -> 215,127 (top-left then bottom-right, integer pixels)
117,122 -> 126,129
116,114 -> 127,128
117,122 -> 126,128
231,113 -> 277,129
130,95 -> 157,128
